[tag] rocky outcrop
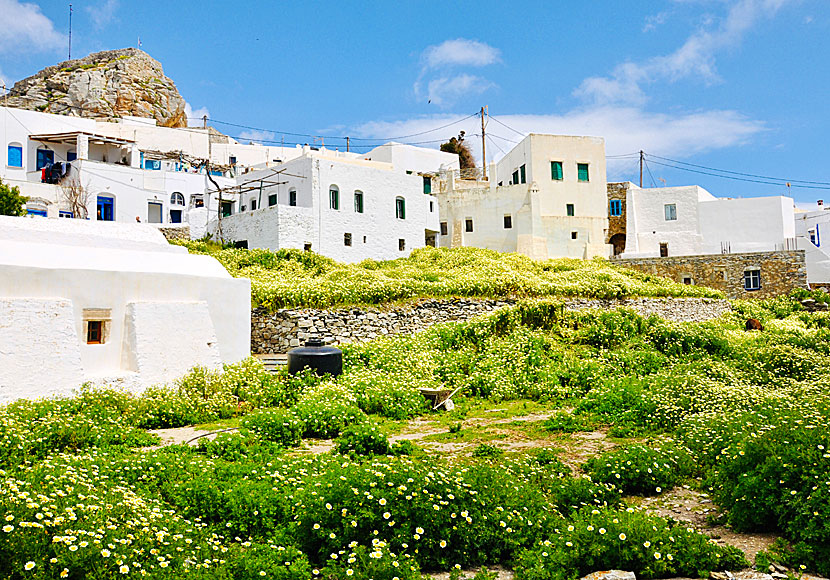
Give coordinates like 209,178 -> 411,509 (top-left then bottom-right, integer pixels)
6,48 -> 187,127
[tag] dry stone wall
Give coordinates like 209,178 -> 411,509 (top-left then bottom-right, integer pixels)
251,297 -> 732,354
618,250 -> 807,299
156,225 -> 190,242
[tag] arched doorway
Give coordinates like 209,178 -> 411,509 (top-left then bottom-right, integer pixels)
609,233 -> 626,256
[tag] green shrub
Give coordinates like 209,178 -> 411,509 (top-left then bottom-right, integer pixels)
242,408 -> 303,447
292,384 -> 367,438
585,444 -> 694,496
513,508 -> 747,580
334,423 -> 391,457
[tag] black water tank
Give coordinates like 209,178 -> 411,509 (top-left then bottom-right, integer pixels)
287,339 -> 343,377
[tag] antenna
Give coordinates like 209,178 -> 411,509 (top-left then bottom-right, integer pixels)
68,4 -> 73,60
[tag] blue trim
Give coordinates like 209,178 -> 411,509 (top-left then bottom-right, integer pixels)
817,224 -> 821,248
7,145 -> 22,167
97,196 -> 114,221
27,209 -> 47,217
36,149 -> 54,170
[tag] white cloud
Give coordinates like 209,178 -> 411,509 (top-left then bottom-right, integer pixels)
237,129 -> 276,144
415,38 -> 500,108
0,0 -> 65,54
184,101 -> 211,127
87,0 -> 119,29
576,0 -> 793,105
426,74 -> 493,107
422,38 -> 501,69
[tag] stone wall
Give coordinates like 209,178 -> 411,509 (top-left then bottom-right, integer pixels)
617,250 -> 808,299
251,297 -> 732,354
157,225 -> 190,242
606,182 -> 629,256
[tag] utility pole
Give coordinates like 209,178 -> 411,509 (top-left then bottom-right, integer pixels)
639,150 -> 644,188
346,137 -> 350,153
68,4 -> 72,60
480,106 -> 488,180
202,114 -> 208,130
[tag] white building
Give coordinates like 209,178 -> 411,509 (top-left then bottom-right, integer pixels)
211,143 -> 455,262
0,105 -> 293,230
436,134 -> 610,260
0,216 -> 251,403
619,183 -> 797,258
794,202 -> 830,286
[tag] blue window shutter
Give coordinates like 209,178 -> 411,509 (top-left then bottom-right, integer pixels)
7,146 -> 23,167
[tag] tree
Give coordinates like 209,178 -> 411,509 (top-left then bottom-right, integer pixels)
0,178 -> 28,216
60,177 -> 92,219
440,131 -> 476,170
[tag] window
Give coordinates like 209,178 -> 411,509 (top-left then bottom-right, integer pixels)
566,203 -> 574,217
36,148 -> 54,170
429,201 -> 434,212
399,238 -> 406,251
144,159 -> 161,171
7,144 -> 22,168
170,192 -> 185,206
683,276 -> 693,285
512,170 -> 519,185
221,201 -> 234,217
344,233 -> 352,246
229,155 -> 237,165
659,242 -> 669,257
59,211 -> 73,218
577,163 -> 589,182
97,196 -> 114,221
304,243 -> 312,252
67,150 -> 77,162
609,199 -> 621,216
363,236 -> 367,243
191,194 -> 204,208
440,222 -> 448,236
170,209 -> 182,223
465,218 -> 474,232
354,191 -> 364,213
329,186 -> 339,210
519,164 -> 526,184
250,199 -> 257,211
395,196 -> 406,219
504,215 -> 512,229
423,176 -> 432,194
87,321 -> 103,344
268,193 -> 277,207
289,190 -> 297,207
744,269 -> 761,291
83,309 -> 110,345
551,161 -> 563,181
664,204 -> 677,221
571,231 -> 578,240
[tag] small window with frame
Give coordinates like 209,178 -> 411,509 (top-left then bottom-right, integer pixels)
87,321 -> 103,344
504,215 -> 512,229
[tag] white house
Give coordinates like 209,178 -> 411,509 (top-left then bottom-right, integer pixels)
0,105 -> 290,230
794,202 -> 830,285
0,216 -> 251,403
435,134 -> 611,260
210,143 -> 454,262
619,183 -> 797,258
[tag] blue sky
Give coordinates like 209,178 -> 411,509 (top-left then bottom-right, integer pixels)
1,0 -> 829,204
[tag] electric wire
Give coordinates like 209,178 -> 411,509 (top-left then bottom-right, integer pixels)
486,114 -> 526,138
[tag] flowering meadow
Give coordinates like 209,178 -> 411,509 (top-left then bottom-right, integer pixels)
175,242 -> 721,308
6,291 -> 830,577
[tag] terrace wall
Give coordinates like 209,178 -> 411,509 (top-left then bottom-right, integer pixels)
251,297 -> 732,354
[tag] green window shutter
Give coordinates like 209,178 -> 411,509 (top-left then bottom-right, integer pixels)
551,161 -> 563,180
512,170 -> 519,184
566,203 -> 574,217
577,163 -> 589,182
423,176 -> 431,194
520,164 -> 526,184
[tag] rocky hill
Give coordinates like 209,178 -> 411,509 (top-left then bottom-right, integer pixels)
5,48 -> 187,128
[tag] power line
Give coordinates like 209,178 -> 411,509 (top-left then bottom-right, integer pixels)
643,159 -> 658,188
645,158 -> 830,190
646,153 -> 830,186
487,114 -> 526,138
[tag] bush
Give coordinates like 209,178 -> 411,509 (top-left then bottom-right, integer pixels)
292,384 -> 367,438
242,408 -> 304,447
585,444 -> 694,496
513,508 -> 747,580
334,423 -> 391,457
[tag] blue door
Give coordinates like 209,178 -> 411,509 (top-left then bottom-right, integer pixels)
97,196 -> 114,221
36,149 -> 54,170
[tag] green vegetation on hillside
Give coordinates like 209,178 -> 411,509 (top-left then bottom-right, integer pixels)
5,292 -> 830,578
175,242 -> 722,309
